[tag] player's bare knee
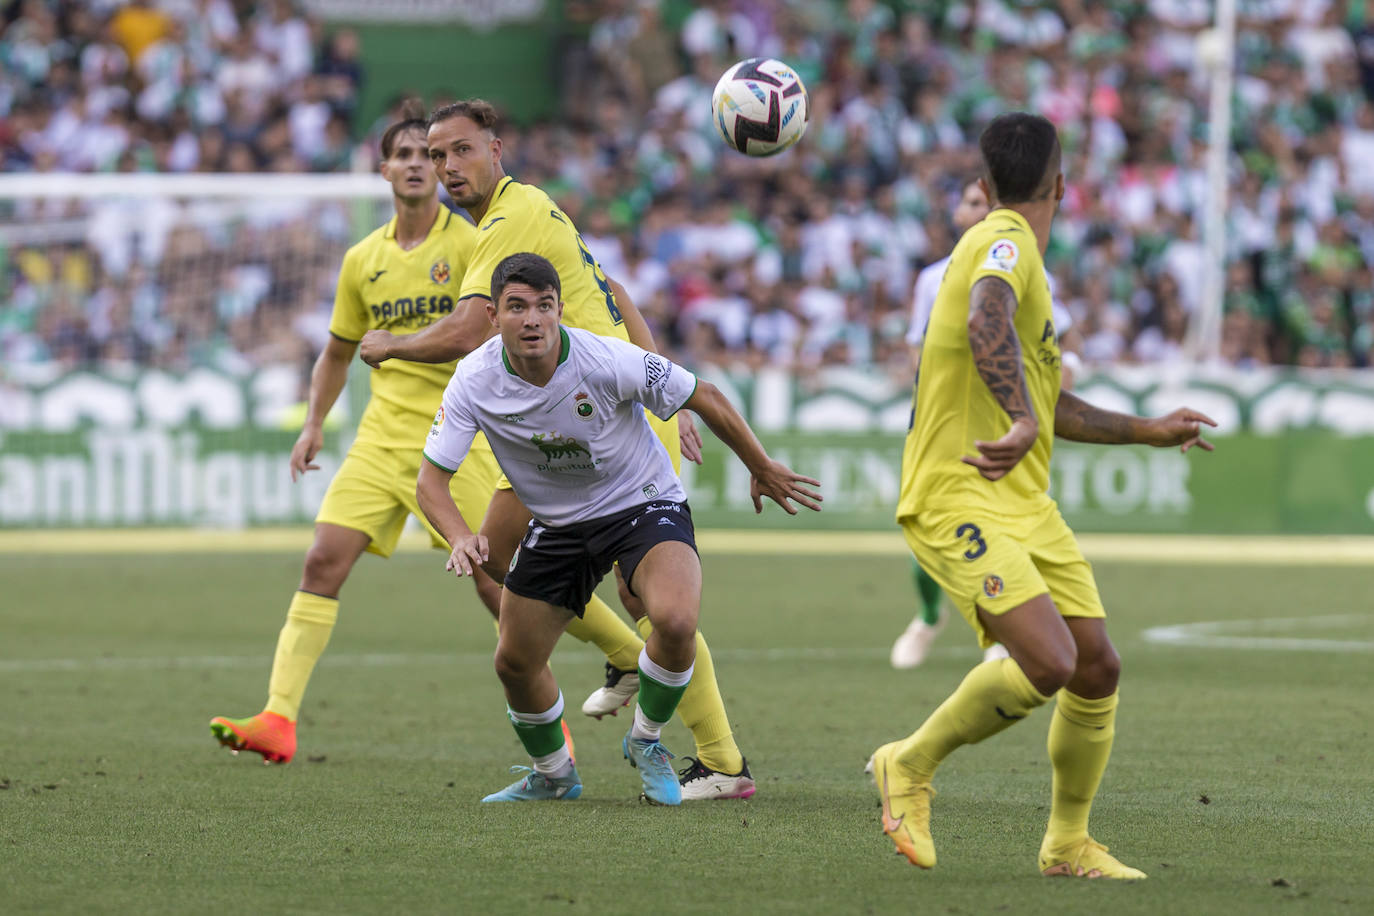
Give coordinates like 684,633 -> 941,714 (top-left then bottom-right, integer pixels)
647,606 -> 697,649
493,646 -> 536,686
300,544 -> 349,594
1078,643 -> 1121,694
1022,649 -> 1076,696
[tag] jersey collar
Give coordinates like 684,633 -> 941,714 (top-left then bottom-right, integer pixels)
382,204 -> 451,241
501,326 -> 571,376
990,207 -> 1032,232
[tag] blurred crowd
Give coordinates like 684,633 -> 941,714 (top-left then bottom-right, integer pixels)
5,0 -> 1374,379
0,0 -> 363,375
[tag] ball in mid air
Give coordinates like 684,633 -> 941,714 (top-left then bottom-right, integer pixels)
711,58 -> 809,157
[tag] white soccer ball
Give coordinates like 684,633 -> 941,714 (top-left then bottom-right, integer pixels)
711,58 -> 810,157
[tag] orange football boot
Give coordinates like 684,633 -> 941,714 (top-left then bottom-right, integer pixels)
209,712 -> 296,764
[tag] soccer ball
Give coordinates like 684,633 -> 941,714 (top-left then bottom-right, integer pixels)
711,58 -> 809,157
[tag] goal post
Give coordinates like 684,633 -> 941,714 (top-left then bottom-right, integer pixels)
1186,0 -> 1238,365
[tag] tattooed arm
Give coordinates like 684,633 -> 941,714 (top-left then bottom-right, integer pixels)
967,276 -> 1035,423
961,276 -> 1039,480
1056,390 -> 1218,452
1053,390 -> 1139,443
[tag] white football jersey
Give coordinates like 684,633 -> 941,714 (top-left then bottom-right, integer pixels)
905,255 -> 950,347
425,326 -> 695,526
907,257 -> 1070,347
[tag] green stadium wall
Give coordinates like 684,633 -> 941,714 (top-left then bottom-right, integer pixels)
3,366 -> 1374,534
349,21 -> 561,128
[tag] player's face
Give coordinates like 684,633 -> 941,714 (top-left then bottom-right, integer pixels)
952,182 -> 990,235
379,128 -> 436,203
491,283 -> 564,363
427,116 -> 502,210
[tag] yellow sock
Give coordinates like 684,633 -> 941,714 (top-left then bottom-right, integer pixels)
264,591 -> 338,721
636,616 -> 743,773
565,594 -> 643,672
896,657 -> 1051,780
1045,689 -> 1118,845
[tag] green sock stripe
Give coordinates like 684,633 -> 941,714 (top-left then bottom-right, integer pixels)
637,672 -> 688,724
913,562 -> 943,626
509,715 -> 566,758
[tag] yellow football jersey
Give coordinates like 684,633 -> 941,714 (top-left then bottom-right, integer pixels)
896,208 -> 1061,520
459,176 -> 629,340
330,206 -> 476,448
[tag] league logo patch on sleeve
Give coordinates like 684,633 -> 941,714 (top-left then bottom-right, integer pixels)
429,405 -> 444,437
644,353 -> 672,390
981,240 -> 1019,273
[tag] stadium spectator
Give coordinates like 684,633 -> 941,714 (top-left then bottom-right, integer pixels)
6,0 -> 1374,375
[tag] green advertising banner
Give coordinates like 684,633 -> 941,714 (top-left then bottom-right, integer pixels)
3,365 -> 1374,533
680,432 -> 1374,535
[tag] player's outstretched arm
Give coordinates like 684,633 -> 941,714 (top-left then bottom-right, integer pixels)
290,336 -> 356,481
683,381 -> 822,515
962,275 -> 1038,481
357,296 -> 495,368
1054,390 -> 1217,453
416,458 -> 489,577
608,276 -> 704,465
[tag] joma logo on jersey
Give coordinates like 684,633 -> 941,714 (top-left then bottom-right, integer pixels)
369,295 -> 455,321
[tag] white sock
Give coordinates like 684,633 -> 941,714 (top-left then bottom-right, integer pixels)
531,744 -> 575,779
630,705 -> 663,742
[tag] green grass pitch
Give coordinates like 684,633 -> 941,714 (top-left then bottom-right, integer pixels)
1,544 -> 1371,914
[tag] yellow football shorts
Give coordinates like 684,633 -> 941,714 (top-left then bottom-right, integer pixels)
899,501 -> 1105,649
494,409 -> 682,490
316,434 -> 501,558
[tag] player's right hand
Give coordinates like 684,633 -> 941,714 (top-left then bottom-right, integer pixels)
963,416 -> 1038,481
446,534 -> 489,578
289,426 -> 324,481
359,330 -> 394,368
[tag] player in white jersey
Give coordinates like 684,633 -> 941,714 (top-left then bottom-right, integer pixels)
890,178 -> 1082,670
417,253 -> 821,805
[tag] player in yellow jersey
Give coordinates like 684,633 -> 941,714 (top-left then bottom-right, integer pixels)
207,117 -> 506,764
870,113 -> 1216,877
358,100 -> 756,800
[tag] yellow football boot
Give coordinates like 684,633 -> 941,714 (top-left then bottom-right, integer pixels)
870,742 -> 937,868
1039,836 -> 1147,880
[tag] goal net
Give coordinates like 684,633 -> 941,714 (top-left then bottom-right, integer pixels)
0,173 -> 393,529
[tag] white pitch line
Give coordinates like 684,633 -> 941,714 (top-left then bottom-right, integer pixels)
4,528 -> 1374,564
0,645 -> 908,675
1141,614 -> 1374,653
10,613 -> 1374,675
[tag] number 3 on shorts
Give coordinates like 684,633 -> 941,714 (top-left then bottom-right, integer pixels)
956,522 -> 987,561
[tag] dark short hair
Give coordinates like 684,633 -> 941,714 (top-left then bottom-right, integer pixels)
978,112 -> 1060,204
428,98 -> 500,133
380,101 -> 428,158
491,252 -> 561,304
